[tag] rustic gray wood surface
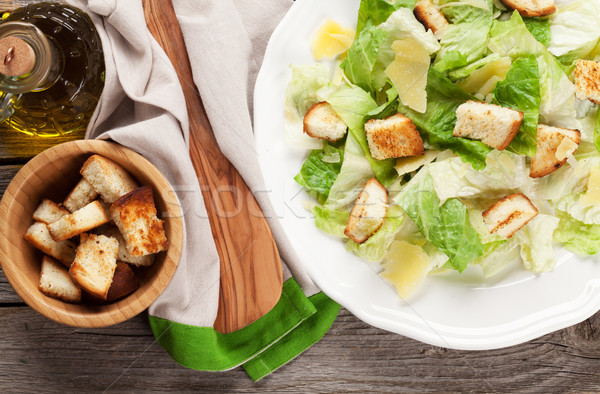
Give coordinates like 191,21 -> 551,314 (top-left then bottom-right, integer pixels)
0,0 -> 599,392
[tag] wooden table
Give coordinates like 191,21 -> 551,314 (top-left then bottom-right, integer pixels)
1,1 -> 600,392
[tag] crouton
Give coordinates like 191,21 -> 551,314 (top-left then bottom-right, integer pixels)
482,193 -> 538,239
32,199 -> 69,224
303,101 -> 347,142
23,222 -> 76,267
69,233 -> 118,299
453,101 -> 523,151
414,0 -> 449,40
499,0 -> 555,17
47,200 -> 110,242
80,155 -> 138,204
530,124 -> 581,178
63,178 -> 99,213
95,225 -> 155,267
38,256 -> 81,303
365,113 -> 424,160
107,262 -> 140,301
344,178 -> 388,244
574,59 -> 600,104
110,186 -> 168,256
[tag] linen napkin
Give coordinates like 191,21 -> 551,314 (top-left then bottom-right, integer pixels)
66,0 -> 340,381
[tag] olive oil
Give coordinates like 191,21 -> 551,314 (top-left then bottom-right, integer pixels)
0,2 -> 104,137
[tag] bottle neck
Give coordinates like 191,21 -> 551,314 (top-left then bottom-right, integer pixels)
0,21 -> 62,94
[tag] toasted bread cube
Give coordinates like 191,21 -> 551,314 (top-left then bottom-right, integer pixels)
344,178 -> 388,244
47,200 -> 110,242
499,0 -> 555,17
63,178 -> 99,213
303,102 -> 348,142
110,186 -> 168,256
107,262 -> 140,301
414,0 -> 448,40
482,193 -> 538,239
530,124 -> 581,178
95,225 -> 155,267
23,222 -> 76,267
365,114 -> 424,160
69,234 -> 118,299
574,59 -> 600,104
38,256 -> 81,303
80,155 -> 138,204
32,199 -> 69,224
454,101 -> 523,151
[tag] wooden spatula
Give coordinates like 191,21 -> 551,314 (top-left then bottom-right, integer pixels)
143,0 -> 283,333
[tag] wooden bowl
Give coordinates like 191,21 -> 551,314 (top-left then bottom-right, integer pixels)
0,140 -> 183,327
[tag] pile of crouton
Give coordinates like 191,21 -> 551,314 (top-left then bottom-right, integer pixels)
24,155 -> 168,304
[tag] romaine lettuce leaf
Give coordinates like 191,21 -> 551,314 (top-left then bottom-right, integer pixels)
554,210 -> 600,255
428,150 -> 529,203
491,55 -> 540,156
346,205 -> 404,262
514,214 -> 559,273
530,157 -> 600,201
555,192 -> 600,225
395,171 -> 487,272
397,68 -> 492,170
342,22 -> 387,93
434,10 -> 493,73
294,143 -> 345,204
476,238 -> 520,278
548,0 -> 600,61
325,132 -> 376,210
313,206 -> 350,238
284,64 -> 330,149
356,0 -> 405,35
327,85 -> 397,185
523,17 -> 551,47
440,0 -> 492,24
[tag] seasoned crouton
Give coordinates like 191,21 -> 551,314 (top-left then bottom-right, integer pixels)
95,225 -> 155,267
107,262 -> 140,301
482,193 -> 538,239
38,256 -> 81,303
414,0 -> 449,40
32,199 -> 69,224
574,59 -> 600,104
80,155 -> 138,204
63,178 -> 98,213
530,124 -> 581,178
110,186 -> 168,256
344,178 -> 388,244
499,0 -> 555,17
47,200 -> 110,242
365,113 -> 424,160
303,101 -> 347,142
453,101 -> 523,151
69,233 -> 118,299
23,222 -> 76,267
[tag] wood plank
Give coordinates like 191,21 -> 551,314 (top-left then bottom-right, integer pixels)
0,306 -> 598,391
0,165 -> 22,303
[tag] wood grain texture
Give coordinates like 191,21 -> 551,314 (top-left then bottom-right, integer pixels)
0,140 -> 183,327
142,0 -> 283,334
0,306 -> 598,392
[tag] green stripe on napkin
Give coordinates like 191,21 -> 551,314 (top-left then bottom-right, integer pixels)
149,278 -> 339,375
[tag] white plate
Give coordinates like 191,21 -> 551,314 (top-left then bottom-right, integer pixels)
254,0 -> 600,350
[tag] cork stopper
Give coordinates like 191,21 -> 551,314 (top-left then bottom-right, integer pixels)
0,36 -> 35,77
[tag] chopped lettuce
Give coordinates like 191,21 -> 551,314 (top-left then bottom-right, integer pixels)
313,206 -> 350,238
548,0 -> 600,61
284,64 -> 330,149
491,55 -> 540,156
523,17 -> 551,47
346,205 -> 404,262
294,143 -> 345,205
341,23 -> 387,93
395,172 -> 487,272
555,193 -> 600,225
356,0 -> 402,35
514,214 -> 560,273
327,85 -> 397,185
440,0 -> 492,24
398,68 -> 492,170
476,238 -> 520,278
554,210 -> 600,255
